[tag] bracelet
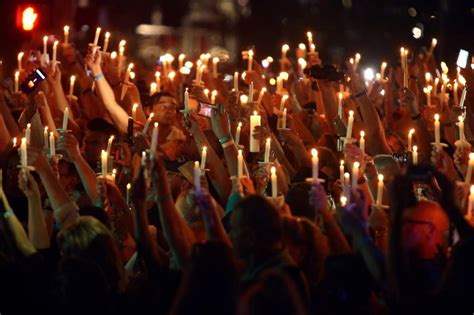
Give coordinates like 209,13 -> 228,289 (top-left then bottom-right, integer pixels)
351,90 -> 367,99
218,135 -> 233,144
93,72 -> 104,81
3,209 -> 13,219
411,113 -> 422,120
222,140 -> 235,148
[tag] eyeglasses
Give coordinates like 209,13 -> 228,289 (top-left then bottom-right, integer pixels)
156,103 -> 177,111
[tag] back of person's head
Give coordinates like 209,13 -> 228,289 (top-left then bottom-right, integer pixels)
282,217 -> 328,286
231,195 -> 283,260
286,183 -> 314,221
374,154 -> 400,181
169,241 -> 238,315
57,216 -> 125,292
240,270 -> 308,315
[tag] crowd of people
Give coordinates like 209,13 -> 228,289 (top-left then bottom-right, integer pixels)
0,25 -> 474,315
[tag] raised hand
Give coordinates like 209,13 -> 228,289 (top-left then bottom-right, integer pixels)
18,169 -> 40,199
56,131 -> 81,162
430,148 -> 457,181
84,45 -> 102,76
210,103 -> 231,139
309,182 -> 328,212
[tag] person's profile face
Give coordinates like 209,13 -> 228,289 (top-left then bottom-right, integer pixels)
82,130 -> 108,164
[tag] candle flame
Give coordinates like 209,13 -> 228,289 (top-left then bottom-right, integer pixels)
434,113 -> 440,121
471,185 -> 474,194
349,110 -> 354,117
470,153 -> 474,160
340,196 -> 347,207
360,131 -> 365,138
105,32 -> 110,39
298,43 -> 306,50
64,25 -> 69,33
311,148 -> 318,158
282,44 -> 289,52
431,38 -> 437,47
409,128 -> 415,136
340,160 -> 344,166
378,174 -> 384,181
354,161 -> 360,168
126,183 -> 131,190
413,145 -> 418,153
270,166 -> 276,175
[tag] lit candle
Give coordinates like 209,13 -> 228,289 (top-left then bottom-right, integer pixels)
20,138 -> 27,168
63,25 -> 70,44
340,160 -> 345,183
235,122 -> 242,146
460,87 -> 467,108
380,62 -> 387,80
141,151 -> 147,166
13,137 -> 17,147
14,71 -> 19,93
143,113 -> 154,134
298,58 -> 307,76
408,128 -> 415,151
412,146 -> 418,165
465,153 -> 474,185
354,53 -> 361,71
168,71 -> 176,82
178,54 -> 185,69
43,35 -> 48,56
434,113 -> 440,146
423,86 -> 432,106
111,169 -> 117,182
271,166 -> 277,198
239,95 -> 248,107
25,123 -> 31,145
376,174 -> 384,206
184,88 -> 189,110
264,138 -> 271,163
311,148 -> 319,181
106,135 -> 114,156
359,131 -> 365,154
458,116 -> 466,143
248,82 -> 254,103
126,183 -> 131,205
150,82 -> 157,95
467,185 -> 474,220
281,44 -> 289,59
194,161 -> 201,191
101,150 -> 108,178
352,162 -> 360,189
49,132 -> 55,157
453,81 -> 459,106
52,40 -> 58,65
62,108 -> 69,131
340,196 -> 348,207
307,32 -> 315,53
248,49 -> 254,72
234,72 -> 239,92
279,95 -> 288,112
257,88 -> 266,105
344,110 -> 354,146
103,32 -> 110,53
196,65 -> 205,86
337,92 -> 343,118
111,51 -> 117,61
93,27 -> 101,47
43,127 -> 49,150
297,43 -> 306,58
117,40 -> 126,76
132,103 -> 138,121
200,146 -> 207,171
17,52 -> 24,71
282,108 -> 287,129
344,172 -> 351,200
425,72 -> 432,85
211,90 -> 217,104
154,71 -> 161,92
69,75 -> 76,97
212,57 -> 219,78
237,149 -> 244,178
250,111 -> 261,153
428,38 -> 437,55
433,78 -> 439,97
150,122 -> 159,160
276,75 -> 283,94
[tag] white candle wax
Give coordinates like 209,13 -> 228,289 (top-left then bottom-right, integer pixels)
458,116 -> 465,143
279,95 -> 288,112
264,138 -> 271,163
52,41 -> 58,64
69,75 -> 76,97
150,122 -> 159,160
345,110 -> 354,145
62,108 -> 69,131
93,27 -> 101,46
337,92 -> 343,118
101,150 -> 108,178
194,161 -> 201,191
307,32 -> 315,53
250,111 -> 261,152
132,104 -> 138,121
352,162 -> 360,189
200,146 -> 207,171
311,149 -> 319,182
408,129 -> 415,151
43,127 -> 49,150
248,82 -> 254,103
343,172 -> 351,201
103,32 -> 110,53
412,146 -> 419,165
248,50 -> 254,72
126,183 -> 131,205
179,54 -> 185,69
234,72 -> 239,92
459,87 -> 467,108
63,25 -> 69,44
237,150 -> 243,178
257,88 -> 266,105
380,62 -> 387,80
49,132 -> 55,156
20,138 -> 27,167
43,35 -> 48,56
150,82 -> 157,95
106,135 -> 114,156
14,71 -> 19,93
143,113 -> 154,134
271,166 -> 277,198
376,174 -> 384,206
340,160 -> 345,183
434,113 -> 440,145
25,123 -> 31,145
184,89 -> 189,110
467,185 -> 474,220
281,44 -> 289,59
282,109 -> 287,129
359,131 -> 365,154
17,52 -> 24,71
235,122 -> 242,146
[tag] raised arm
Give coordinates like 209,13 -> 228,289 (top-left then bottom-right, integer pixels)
18,170 -> 50,249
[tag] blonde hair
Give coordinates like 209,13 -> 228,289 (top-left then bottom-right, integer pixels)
57,216 -> 126,292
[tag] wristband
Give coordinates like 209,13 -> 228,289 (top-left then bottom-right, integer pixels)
411,113 -> 422,120
218,135 -> 233,144
351,90 -> 367,99
3,209 -> 13,219
93,72 -> 104,81
222,140 -> 235,149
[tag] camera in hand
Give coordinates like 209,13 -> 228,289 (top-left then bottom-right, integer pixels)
20,68 -> 47,95
304,64 -> 345,82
